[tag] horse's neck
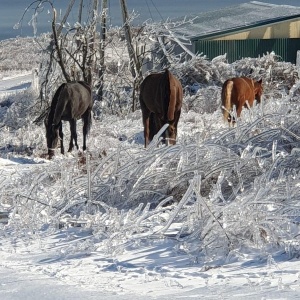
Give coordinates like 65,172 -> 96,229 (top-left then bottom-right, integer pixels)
54,91 -> 70,124
49,84 -> 65,125
48,101 -> 58,125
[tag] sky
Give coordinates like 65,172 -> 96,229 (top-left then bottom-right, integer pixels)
1,0 -> 300,39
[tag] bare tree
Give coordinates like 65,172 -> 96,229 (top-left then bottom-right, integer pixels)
22,0 -> 201,119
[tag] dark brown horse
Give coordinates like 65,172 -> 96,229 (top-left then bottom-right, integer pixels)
45,81 -> 93,158
139,69 -> 183,147
222,77 -> 263,123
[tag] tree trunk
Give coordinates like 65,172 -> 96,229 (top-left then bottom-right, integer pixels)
120,0 -> 142,111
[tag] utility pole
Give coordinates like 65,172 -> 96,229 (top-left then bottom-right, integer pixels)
97,0 -> 108,101
120,0 -> 141,78
57,0 -> 76,36
120,0 -> 142,111
85,0 -> 99,85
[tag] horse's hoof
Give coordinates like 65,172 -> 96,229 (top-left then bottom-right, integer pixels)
48,150 -> 55,159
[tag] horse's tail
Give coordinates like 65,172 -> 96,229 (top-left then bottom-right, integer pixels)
164,69 -> 176,121
222,80 -> 233,122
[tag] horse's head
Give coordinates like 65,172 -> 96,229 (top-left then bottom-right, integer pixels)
44,117 -> 60,158
254,79 -> 263,103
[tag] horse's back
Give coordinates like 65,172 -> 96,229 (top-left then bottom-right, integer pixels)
140,72 -> 164,97
55,81 -> 92,122
66,82 -> 91,102
224,77 -> 254,103
234,77 -> 255,104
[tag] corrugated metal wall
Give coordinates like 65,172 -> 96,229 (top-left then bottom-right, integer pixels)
193,38 -> 300,63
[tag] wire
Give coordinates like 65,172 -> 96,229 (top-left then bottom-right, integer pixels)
144,0 -> 153,21
146,0 -> 165,22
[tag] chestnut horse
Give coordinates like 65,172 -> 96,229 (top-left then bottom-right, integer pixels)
45,81 -> 93,159
139,69 -> 183,147
222,77 -> 263,123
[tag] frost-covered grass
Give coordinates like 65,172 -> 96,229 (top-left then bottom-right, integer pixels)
0,36 -> 48,73
1,86 -> 300,263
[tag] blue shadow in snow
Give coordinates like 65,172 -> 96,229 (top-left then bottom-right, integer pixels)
7,82 -> 31,91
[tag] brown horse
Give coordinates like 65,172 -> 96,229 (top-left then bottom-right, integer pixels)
139,69 -> 183,147
45,81 -> 93,159
222,77 -> 263,123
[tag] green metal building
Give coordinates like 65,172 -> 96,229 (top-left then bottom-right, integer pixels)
173,1 -> 300,64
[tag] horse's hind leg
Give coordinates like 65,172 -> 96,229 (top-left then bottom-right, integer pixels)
82,109 -> 92,151
68,119 -> 78,152
140,101 -> 151,147
236,97 -> 245,118
173,109 -> 181,144
167,109 -> 181,145
149,113 -> 157,141
59,123 -> 65,154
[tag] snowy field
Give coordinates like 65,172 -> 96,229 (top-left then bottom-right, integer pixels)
0,73 -> 32,96
1,49 -> 300,300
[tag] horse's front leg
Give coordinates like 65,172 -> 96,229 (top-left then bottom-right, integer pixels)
68,119 -> 78,152
140,101 -> 151,148
236,100 -> 244,118
59,123 -> 64,154
143,115 -> 151,147
168,109 -> 181,145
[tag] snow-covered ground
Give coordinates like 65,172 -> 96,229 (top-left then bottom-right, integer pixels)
1,54 -> 300,299
1,236 -> 300,299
